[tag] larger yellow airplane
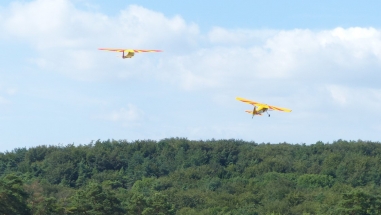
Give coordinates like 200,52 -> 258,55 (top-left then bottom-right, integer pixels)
236,97 -> 292,118
98,48 -> 162,59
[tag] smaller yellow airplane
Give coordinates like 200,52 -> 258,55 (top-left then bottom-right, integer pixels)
98,48 -> 162,59
236,97 -> 292,118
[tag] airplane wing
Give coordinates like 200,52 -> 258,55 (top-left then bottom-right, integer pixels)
237,97 -> 292,112
236,97 -> 263,106
268,105 -> 292,112
98,48 -> 162,53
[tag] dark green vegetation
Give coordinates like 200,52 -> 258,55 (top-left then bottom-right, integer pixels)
1,138 -> 381,214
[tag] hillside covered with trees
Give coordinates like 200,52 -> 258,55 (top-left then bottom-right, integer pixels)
1,138 -> 381,214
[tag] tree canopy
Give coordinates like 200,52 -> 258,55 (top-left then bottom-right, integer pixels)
0,138 -> 381,214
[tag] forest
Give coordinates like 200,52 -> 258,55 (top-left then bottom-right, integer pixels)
1,138 -> 381,215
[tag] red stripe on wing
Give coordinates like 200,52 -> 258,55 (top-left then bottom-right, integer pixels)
241,99 -> 260,105
269,106 -> 281,111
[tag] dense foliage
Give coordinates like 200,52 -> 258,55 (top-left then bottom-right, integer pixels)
1,138 -> 381,214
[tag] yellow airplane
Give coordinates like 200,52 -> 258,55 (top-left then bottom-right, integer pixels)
236,97 -> 292,118
98,48 -> 162,59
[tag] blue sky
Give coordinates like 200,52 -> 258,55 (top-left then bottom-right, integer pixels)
0,0 -> 381,152
85,0 -> 381,30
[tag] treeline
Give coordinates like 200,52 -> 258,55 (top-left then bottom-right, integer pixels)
1,138 -> 381,214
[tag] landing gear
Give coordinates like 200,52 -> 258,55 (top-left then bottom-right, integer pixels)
252,106 -> 256,119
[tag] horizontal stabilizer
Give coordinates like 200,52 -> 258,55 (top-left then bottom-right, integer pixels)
245,110 -> 262,116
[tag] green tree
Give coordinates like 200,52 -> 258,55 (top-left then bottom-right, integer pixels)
297,174 -> 335,188
127,192 -> 175,215
127,193 -> 149,214
0,174 -> 30,215
25,180 -> 65,215
147,192 -> 175,215
337,189 -> 381,215
67,182 -> 124,214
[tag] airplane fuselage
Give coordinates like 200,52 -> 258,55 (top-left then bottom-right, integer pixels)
122,51 -> 135,58
236,97 -> 291,118
254,105 -> 268,114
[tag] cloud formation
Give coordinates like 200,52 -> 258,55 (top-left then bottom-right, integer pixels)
0,0 -> 380,149
1,0 -> 380,92
97,104 -> 144,127
1,0 -> 199,80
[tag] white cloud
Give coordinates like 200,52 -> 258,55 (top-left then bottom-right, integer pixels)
0,96 -> 10,105
208,27 -> 278,45
1,0 -> 381,145
1,0 -> 199,50
3,0 -> 80,47
6,88 -> 17,96
327,85 -> 381,109
327,85 -> 348,105
1,1 -> 381,92
0,0 -> 200,81
155,27 -> 381,93
97,104 -> 144,126
2,1 -> 380,119
0,86 -> 16,105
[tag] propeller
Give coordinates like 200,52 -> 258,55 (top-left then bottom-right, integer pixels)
252,106 -> 256,118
